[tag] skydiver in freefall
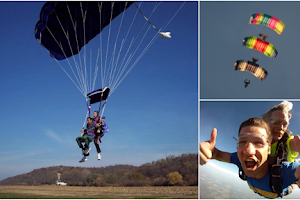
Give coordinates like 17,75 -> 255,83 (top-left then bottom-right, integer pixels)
244,79 -> 250,88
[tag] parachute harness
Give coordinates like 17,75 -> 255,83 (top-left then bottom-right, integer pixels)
270,142 -> 285,198
82,87 -> 109,128
269,131 -> 292,198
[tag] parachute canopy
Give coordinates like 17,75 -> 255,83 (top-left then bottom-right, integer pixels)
234,60 -> 268,81
249,13 -> 285,35
243,37 -> 278,59
34,2 -> 135,60
87,87 -> 110,105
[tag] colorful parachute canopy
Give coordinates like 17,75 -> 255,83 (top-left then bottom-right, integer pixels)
234,60 -> 267,81
34,2 -> 135,60
87,87 -> 110,105
243,37 -> 278,59
249,13 -> 285,35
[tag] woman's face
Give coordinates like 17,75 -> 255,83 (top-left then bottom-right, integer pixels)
93,111 -> 98,118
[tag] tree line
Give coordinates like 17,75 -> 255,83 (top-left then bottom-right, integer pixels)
0,153 -> 198,186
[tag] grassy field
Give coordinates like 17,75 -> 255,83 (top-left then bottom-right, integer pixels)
0,185 -> 198,199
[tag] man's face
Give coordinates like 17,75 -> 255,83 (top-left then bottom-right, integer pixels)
87,118 -> 93,124
237,125 -> 270,178
268,110 -> 289,143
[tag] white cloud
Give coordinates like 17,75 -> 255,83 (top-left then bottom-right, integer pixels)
45,130 -> 65,143
0,149 -> 54,162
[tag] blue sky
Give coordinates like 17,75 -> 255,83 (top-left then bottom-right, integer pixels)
0,1 -> 198,181
200,101 -> 300,175
200,1 -> 300,99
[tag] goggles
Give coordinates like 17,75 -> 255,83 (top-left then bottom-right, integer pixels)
270,118 -> 289,128
237,133 -> 268,148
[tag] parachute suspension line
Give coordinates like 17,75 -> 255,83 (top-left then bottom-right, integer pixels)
53,59 -> 86,96
110,23 -> 159,95
111,32 -> 159,95
107,2 -> 130,89
109,1 -> 183,95
90,49 -> 95,93
82,109 -> 89,128
95,91 -> 108,118
251,23 -> 266,37
108,1 -> 136,89
260,26 -> 266,35
82,98 -> 90,128
109,2 -> 159,94
109,38 -> 136,92
44,23 -> 86,96
74,62 -> 85,95
102,2 -> 115,89
100,102 -> 107,117
102,2 -> 132,91
160,2 -> 185,31
90,2 -> 105,93
64,2 -> 89,96
134,2 -> 161,34
98,95 -> 103,116
54,8 -> 88,95
96,2 -> 104,90
250,19 -> 264,34
44,4 -> 89,97
110,2 -> 184,95
107,17 -> 125,88
100,99 -> 108,118
133,2 -> 160,39
108,4 -> 140,90
79,2 -> 89,96
110,39 -> 134,90
111,39 -> 155,95
65,4 -> 88,96
92,49 -> 99,92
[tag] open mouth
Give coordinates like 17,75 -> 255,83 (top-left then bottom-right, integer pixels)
275,131 -> 284,138
245,158 -> 257,170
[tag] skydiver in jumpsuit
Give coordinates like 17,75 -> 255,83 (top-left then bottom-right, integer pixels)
259,33 -> 268,42
244,79 -> 250,88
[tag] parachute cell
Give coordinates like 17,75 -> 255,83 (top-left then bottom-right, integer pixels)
34,2 -> 135,60
234,60 -> 268,81
249,13 -> 285,35
243,37 -> 278,59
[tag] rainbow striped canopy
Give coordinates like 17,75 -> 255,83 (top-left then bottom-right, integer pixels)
243,37 -> 278,59
249,13 -> 285,35
234,60 -> 267,81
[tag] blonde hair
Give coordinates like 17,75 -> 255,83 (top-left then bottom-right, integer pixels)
261,103 -> 292,122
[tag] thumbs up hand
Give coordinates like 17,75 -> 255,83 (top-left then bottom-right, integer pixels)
200,128 -> 217,165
